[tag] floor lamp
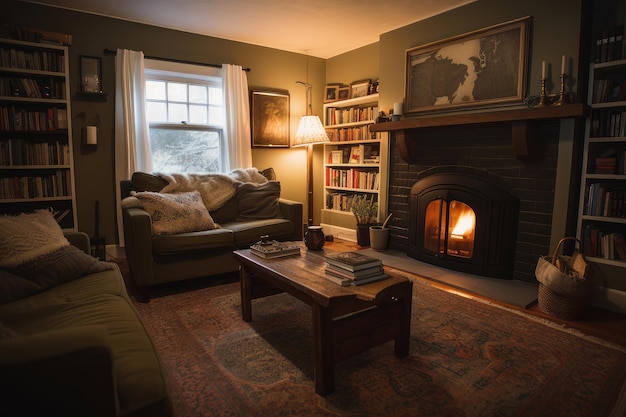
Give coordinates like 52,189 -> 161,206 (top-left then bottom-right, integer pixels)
292,82 -> 329,226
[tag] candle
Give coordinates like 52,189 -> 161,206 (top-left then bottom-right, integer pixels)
541,61 -> 546,79
393,101 -> 403,116
85,126 -> 97,145
561,55 -> 566,74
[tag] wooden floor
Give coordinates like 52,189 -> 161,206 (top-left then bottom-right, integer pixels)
110,239 -> 626,349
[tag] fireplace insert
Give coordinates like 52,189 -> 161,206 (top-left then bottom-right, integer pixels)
408,172 -> 519,278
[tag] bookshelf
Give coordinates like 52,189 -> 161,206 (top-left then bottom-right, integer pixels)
0,38 -> 77,229
321,93 -> 389,237
577,59 -> 626,267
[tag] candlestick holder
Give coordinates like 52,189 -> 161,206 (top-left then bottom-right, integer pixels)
536,78 -> 549,107
553,73 -> 570,106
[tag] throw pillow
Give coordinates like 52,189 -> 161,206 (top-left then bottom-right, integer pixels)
132,190 -> 218,235
236,181 -> 282,220
0,209 -> 69,269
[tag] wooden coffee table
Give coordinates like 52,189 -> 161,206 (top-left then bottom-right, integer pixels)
234,244 -> 413,396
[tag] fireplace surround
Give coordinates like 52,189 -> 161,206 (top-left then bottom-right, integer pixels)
408,171 -> 519,278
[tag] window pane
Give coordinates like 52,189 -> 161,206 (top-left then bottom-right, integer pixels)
146,101 -> 167,122
167,82 -> 187,102
208,87 -> 222,105
189,85 -> 207,104
149,127 -> 220,173
168,103 -> 188,123
189,105 -> 208,124
146,80 -> 166,100
208,106 -> 224,125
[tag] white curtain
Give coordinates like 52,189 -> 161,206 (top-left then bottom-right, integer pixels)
114,48 -> 151,247
222,64 -> 252,170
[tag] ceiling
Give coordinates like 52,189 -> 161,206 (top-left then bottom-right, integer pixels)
24,0 -> 475,58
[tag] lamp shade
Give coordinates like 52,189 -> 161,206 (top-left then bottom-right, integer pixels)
293,115 -> 329,147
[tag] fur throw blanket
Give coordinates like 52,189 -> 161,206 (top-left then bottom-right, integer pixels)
157,168 -> 268,211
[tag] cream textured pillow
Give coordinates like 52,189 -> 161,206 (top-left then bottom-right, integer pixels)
0,209 -> 69,268
132,190 -> 217,235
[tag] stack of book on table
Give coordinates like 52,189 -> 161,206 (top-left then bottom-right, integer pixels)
250,239 -> 300,258
324,251 -> 387,286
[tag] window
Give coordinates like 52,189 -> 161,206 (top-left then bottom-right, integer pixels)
145,60 -> 224,173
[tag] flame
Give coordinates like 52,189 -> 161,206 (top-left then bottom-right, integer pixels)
450,211 -> 475,239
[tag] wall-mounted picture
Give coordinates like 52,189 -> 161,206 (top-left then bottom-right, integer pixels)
404,16 -> 531,115
324,85 -> 339,102
338,87 -> 350,100
80,55 -> 102,93
350,80 -> 371,99
251,89 -> 290,147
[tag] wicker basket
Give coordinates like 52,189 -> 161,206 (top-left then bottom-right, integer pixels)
535,237 -> 591,320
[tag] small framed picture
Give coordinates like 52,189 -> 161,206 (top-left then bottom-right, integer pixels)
338,87 -> 350,100
349,146 -> 361,164
250,89 -> 290,147
350,79 -> 371,99
80,56 -> 102,93
324,85 -> 339,102
330,150 -> 343,164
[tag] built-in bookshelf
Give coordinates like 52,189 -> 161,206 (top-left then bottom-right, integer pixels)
321,94 -> 389,237
0,38 -> 76,229
577,58 -> 626,267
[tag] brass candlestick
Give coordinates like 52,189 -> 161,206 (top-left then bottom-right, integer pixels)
554,73 -> 570,106
536,78 -> 549,107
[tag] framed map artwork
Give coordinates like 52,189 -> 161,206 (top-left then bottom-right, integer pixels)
404,16 -> 531,115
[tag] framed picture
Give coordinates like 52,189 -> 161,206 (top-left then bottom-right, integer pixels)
324,85 -> 339,102
338,87 -> 350,100
349,146 -> 361,164
250,89 -> 290,147
404,16 -> 531,115
80,56 -> 102,93
330,150 -> 343,164
350,80 -> 371,99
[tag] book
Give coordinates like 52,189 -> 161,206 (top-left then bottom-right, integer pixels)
325,271 -> 388,286
350,273 -> 388,285
324,273 -> 352,286
325,263 -> 384,280
324,251 -> 382,271
250,240 -> 300,258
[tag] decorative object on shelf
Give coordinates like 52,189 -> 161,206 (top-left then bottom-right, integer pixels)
554,55 -> 571,106
350,79 -> 371,99
338,87 -> 350,100
251,89 -> 290,147
79,55 -> 102,93
304,225 -> 325,250
405,16 -> 531,115
324,85 -> 339,102
375,111 -> 389,123
293,76 -> 329,225
392,101 -> 403,121
536,60 -> 549,107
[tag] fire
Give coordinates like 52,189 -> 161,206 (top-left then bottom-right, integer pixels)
450,211 -> 475,239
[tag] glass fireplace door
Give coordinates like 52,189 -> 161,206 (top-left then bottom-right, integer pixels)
423,199 -> 476,259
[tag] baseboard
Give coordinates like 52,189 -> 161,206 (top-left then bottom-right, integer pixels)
320,223 -> 356,243
590,286 -> 626,315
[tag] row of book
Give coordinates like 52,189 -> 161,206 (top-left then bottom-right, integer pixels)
0,106 -> 68,131
581,227 -> 626,261
0,139 -> 71,166
325,105 -> 378,126
326,126 -> 374,142
326,192 -> 376,213
0,47 -> 65,72
0,170 -> 72,199
584,183 -> 626,218
324,251 -> 387,286
325,167 -> 379,190
592,79 -> 626,104
595,24 -> 624,63
0,77 -> 66,99
590,109 -> 626,138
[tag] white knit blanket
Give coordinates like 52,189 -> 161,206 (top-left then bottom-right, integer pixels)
157,168 -> 268,211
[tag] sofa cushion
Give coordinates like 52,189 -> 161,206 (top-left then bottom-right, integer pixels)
236,181 -> 282,220
132,190 -> 218,235
0,209 -> 69,268
152,228 -> 235,256
223,219 -> 295,248
210,196 -> 239,224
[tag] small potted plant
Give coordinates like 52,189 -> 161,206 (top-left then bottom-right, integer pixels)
350,195 -> 378,246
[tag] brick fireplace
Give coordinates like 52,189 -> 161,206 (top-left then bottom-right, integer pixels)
385,121 -> 567,283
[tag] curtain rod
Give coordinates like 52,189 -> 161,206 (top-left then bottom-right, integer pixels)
102,49 -> 250,71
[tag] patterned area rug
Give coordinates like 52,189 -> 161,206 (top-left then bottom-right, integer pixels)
133,275 -> 626,417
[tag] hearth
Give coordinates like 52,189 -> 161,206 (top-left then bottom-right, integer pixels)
408,172 -> 519,278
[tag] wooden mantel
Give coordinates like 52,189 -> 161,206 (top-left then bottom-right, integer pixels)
369,104 -> 588,162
